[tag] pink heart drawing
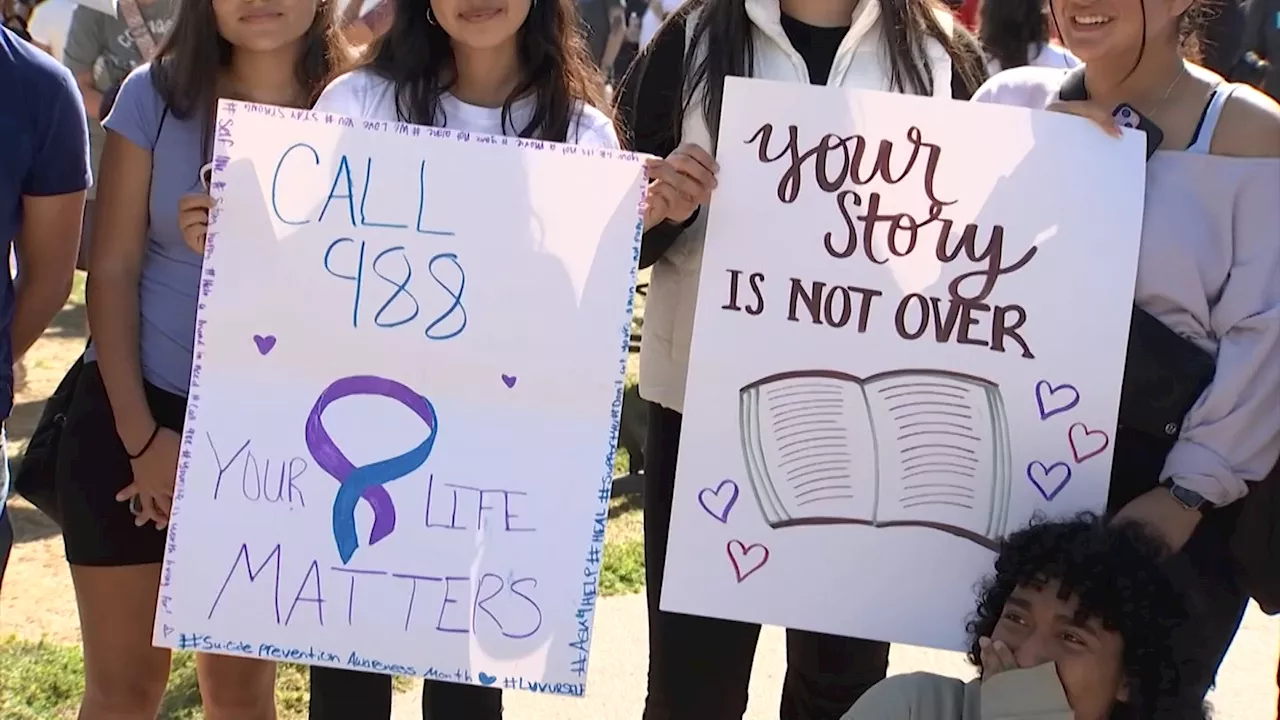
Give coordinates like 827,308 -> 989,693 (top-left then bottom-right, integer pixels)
1068,423 -> 1110,463
1034,380 -> 1080,420
252,334 -> 277,355
726,540 -> 769,583
1026,461 -> 1072,501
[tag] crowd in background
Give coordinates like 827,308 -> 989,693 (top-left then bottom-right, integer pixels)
1,0 -> 1279,719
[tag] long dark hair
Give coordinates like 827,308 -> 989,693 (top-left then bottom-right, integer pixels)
979,0 -> 1050,71
359,0 -> 606,142
679,0 -> 986,137
151,0 -> 348,121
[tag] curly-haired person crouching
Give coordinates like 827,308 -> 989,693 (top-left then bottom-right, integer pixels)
844,513 -> 1207,720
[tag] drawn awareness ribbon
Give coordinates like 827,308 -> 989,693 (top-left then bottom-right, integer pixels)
304,376 -> 438,564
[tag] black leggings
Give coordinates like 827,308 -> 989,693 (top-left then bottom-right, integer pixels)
0,507 -> 12,597
642,404 -> 889,720
308,666 -> 501,719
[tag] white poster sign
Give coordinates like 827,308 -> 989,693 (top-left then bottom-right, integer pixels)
661,78 -> 1147,650
153,101 -> 646,696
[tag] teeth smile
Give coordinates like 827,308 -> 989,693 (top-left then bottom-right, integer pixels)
1074,15 -> 1111,24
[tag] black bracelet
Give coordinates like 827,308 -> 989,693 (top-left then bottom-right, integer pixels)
127,425 -> 161,460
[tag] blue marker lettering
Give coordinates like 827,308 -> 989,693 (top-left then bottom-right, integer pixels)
371,247 -> 420,328
425,253 -> 466,340
271,143 -> 319,225
324,238 -> 364,328
359,157 -> 408,229
319,155 -> 357,226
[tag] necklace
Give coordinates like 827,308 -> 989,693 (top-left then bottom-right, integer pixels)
1144,65 -> 1186,117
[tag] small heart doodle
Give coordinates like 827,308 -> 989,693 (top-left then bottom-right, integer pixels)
253,334 -> 277,355
478,672 -> 498,686
1026,461 -> 1072,501
1034,380 -> 1080,420
1068,422 -> 1110,463
501,374 -> 517,389
726,540 -> 770,583
698,479 -> 740,524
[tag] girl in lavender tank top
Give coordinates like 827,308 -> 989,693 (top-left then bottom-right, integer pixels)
964,0 -> 1280,712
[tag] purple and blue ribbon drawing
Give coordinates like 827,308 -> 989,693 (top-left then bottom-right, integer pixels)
304,376 -> 438,564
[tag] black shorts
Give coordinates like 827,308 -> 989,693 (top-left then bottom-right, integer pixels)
57,361 -> 187,566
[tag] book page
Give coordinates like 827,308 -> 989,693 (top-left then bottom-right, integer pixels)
862,371 -> 1009,542
738,372 -> 877,526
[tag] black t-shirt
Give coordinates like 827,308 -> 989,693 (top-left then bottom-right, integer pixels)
780,13 -> 851,84
614,11 -> 987,268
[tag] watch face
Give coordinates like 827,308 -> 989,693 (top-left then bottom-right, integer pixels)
1169,483 -> 1205,510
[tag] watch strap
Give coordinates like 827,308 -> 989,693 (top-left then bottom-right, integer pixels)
1160,478 -> 1206,511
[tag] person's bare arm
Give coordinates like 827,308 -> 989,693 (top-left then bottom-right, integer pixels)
64,6 -> 105,120
340,0 -> 365,24
12,63 -> 90,360
342,0 -> 394,47
11,195 -> 83,360
88,130 -> 156,451
601,4 -> 627,73
73,69 -> 104,122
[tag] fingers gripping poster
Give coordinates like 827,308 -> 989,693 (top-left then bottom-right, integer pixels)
662,78 -> 1148,650
153,100 -> 646,695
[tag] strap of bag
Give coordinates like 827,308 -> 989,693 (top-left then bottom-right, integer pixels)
117,0 -> 158,61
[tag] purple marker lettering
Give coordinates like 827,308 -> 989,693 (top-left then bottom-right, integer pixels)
331,566 -> 387,625
393,572 -> 442,631
207,543 -> 282,624
285,560 -> 325,626
472,573 -> 505,634
436,576 -> 470,633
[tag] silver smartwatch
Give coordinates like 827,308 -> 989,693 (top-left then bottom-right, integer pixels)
1159,478 -> 1207,511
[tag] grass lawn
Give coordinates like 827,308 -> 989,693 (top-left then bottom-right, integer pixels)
0,273 -> 649,719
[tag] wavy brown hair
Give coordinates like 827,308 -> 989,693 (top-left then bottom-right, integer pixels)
151,0 -> 349,121
357,0 -> 606,142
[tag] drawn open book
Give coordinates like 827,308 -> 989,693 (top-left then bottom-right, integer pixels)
739,369 -> 1013,550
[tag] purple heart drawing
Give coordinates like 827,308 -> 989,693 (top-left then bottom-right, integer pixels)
253,334 -> 277,355
501,374 -> 517,388
1034,380 -> 1080,420
1026,461 -> 1073,501
698,479 -> 740,523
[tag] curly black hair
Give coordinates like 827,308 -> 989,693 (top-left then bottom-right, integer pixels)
965,513 -> 1205,720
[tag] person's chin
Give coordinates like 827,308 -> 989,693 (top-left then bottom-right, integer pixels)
455,28 -> 520,51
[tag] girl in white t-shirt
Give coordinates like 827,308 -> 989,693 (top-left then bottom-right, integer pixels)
307,1 -> 671,719
315,0 -> 618,147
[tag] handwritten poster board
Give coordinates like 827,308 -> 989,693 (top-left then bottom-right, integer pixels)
661,78 -> 1147,650
152,101 -> 646,696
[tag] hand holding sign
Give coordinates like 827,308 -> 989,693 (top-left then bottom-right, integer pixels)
643,143 -> 718,230
179,193 -> 216,255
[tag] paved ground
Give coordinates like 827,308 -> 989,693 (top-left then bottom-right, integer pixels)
393,594 -> 1280,719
